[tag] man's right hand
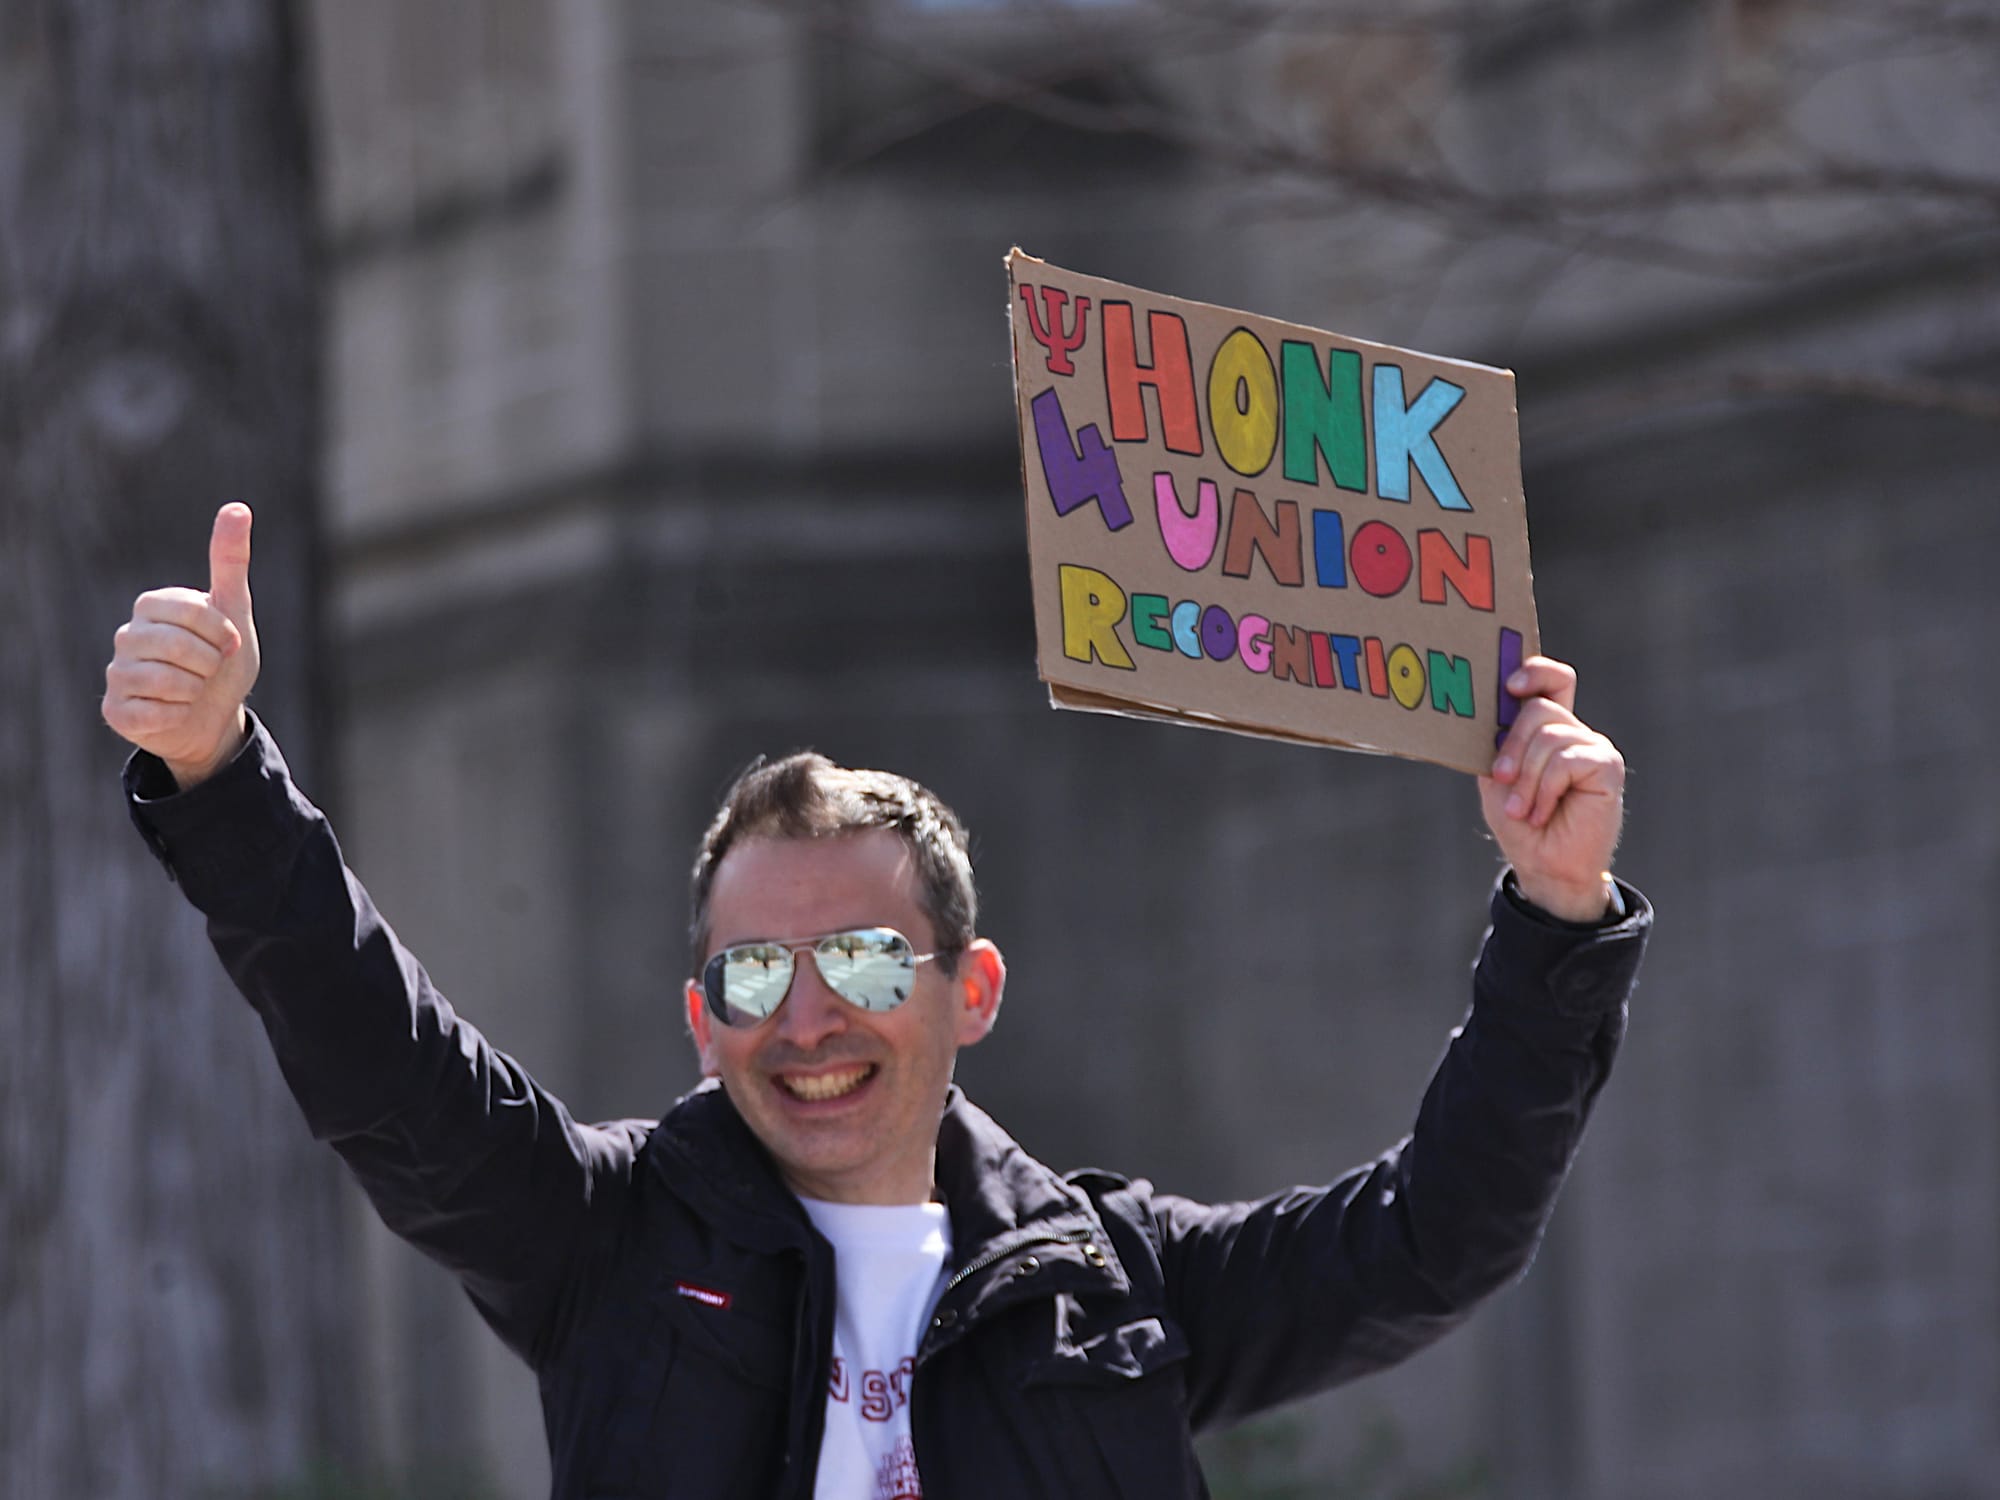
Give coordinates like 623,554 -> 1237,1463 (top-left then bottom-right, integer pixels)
102,502 -> 260,791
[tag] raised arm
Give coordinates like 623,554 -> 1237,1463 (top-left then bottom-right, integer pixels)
1156,658 -> 1648,1428
105,504 -> 628,1366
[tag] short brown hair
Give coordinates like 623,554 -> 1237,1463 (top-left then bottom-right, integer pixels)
689,753 -> 977,973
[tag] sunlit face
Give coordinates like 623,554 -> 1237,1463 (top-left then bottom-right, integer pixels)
686,829 -> 1003,1205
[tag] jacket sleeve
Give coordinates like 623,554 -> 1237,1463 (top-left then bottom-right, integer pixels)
124,713 -> 632,1368
1154,874 -> 1650,1431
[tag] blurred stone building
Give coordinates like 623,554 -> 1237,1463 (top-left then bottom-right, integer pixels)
300,3 -> 1999,1496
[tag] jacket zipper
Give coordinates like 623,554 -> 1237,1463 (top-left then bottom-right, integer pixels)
914,1225 -> 1103,1475
943,1225 -> 1094,1295
920,1226 -> 1097,1371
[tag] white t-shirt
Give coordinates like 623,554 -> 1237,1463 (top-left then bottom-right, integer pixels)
798,1196 -> 953,1500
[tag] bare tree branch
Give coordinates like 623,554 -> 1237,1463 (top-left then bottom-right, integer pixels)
728,0 -> 2000,282
690,0 -> 2000,421
1533,367 -> 2000,439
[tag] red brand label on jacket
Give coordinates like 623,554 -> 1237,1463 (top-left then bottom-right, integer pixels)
674,1281 -> 732,1310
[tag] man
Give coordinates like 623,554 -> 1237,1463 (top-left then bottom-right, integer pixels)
106,503 -> 1650,1499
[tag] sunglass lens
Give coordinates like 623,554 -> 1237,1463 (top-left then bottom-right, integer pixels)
712,943 -> 796,1026
816,928 -> 915,1012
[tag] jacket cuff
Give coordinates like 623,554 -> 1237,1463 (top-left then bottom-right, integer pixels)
123,710 -> 315,914
1475,870 -> 1651,1026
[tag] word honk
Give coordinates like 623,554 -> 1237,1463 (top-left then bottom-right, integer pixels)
1087,306 -> 1471,510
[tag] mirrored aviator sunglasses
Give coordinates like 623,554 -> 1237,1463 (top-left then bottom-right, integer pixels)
701,926 -> 937,1028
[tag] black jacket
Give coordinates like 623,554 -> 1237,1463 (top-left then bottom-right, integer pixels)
126,717 -> 1651,1499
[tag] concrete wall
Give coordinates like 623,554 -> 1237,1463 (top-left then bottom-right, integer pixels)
1529,401 -> 2000,1500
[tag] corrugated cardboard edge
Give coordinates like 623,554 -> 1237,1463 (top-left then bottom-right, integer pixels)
1046,684 -> 1402,760
1006,247 -> 1043,674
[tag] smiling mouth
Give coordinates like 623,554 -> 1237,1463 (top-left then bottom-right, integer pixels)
776,1064 -> 876,1102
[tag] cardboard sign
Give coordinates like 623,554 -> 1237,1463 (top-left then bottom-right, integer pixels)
1007,249 -> 1539,776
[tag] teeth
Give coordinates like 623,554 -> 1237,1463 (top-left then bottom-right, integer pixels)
780,1066 -> 871,1101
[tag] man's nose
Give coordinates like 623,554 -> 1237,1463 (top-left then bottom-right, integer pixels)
773,950 -> 849,1048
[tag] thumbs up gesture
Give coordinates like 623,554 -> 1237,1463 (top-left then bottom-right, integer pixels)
103,503 -> 261,790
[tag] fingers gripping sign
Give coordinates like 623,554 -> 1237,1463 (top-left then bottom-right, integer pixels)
102,503 -> 262,790
1479,656 -> 1626,922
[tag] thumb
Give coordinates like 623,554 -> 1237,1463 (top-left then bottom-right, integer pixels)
208,502 -> 254,621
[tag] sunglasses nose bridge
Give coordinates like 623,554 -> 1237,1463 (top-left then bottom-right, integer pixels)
769,942 -> 849,1035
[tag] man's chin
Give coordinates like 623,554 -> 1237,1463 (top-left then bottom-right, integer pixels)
760,1105 -> 927,1201
746,1078 -> 879,1162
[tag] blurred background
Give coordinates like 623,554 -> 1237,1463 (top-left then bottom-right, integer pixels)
5,2 -> 1997,1497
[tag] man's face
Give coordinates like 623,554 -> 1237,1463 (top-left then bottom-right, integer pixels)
685,829 -> 1003,1205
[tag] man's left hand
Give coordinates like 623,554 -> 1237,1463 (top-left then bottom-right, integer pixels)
1480,656 -> 1626,923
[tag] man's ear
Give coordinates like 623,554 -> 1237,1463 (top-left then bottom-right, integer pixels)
685,979 -> 721,1077
952,939 -> 1006,1049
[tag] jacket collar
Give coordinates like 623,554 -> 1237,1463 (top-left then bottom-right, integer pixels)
640,1081 -> 1131,1302
928,1087 -> 1133,1339
640,1079 -> 814,1256
933,1087 -> 1103,1251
